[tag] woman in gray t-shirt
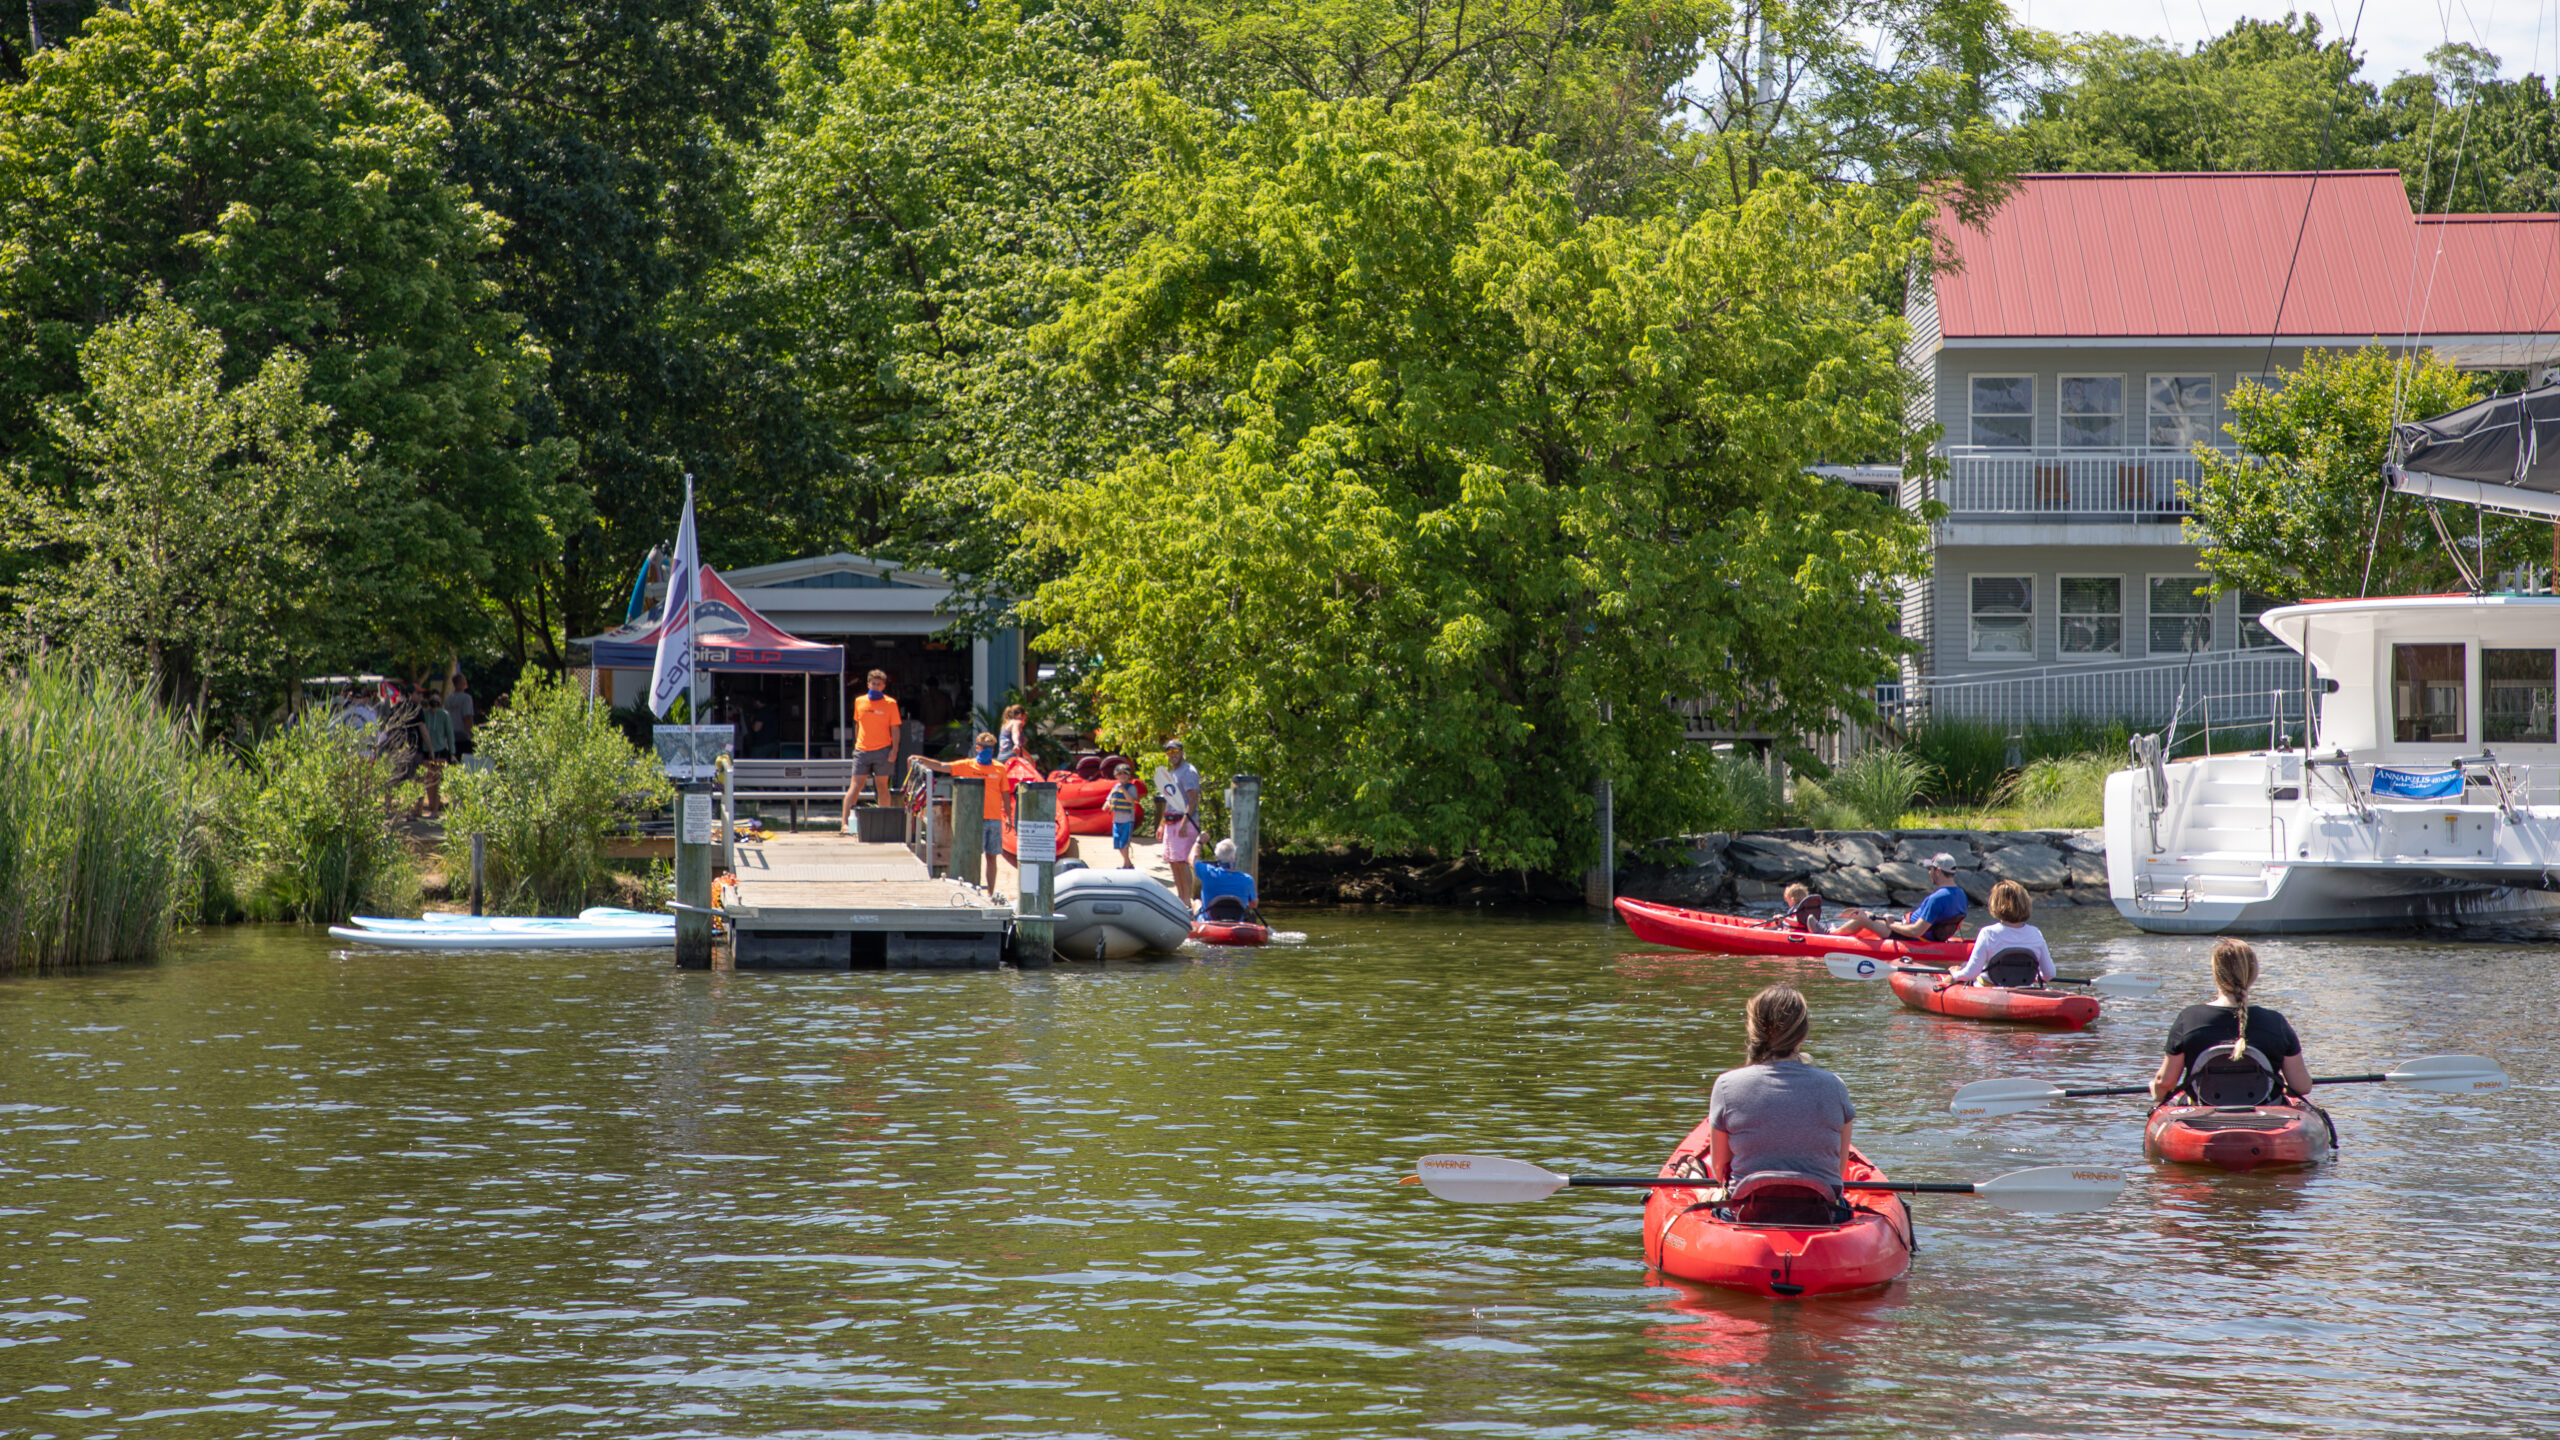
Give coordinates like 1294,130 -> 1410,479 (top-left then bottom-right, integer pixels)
1676,984 -> 1855,1192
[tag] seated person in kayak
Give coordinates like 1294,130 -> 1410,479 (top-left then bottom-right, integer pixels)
2149,939 -> 2314,1106
1192,839 -> 1261,923
1831,854 -> 1969,942
1945,881 -> 2052,986
1668,984 -> 1855,1224
1758,883 -> 1824,931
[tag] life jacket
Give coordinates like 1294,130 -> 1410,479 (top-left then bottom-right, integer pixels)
1981,947 -> 2043,987
2184,1043 -> 2279,1107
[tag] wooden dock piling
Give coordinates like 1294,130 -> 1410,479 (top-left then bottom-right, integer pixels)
1015,780 -> 1057,968
950,774 -> 986,885
676,782 -> 716,967
1229,774 -> 1261,881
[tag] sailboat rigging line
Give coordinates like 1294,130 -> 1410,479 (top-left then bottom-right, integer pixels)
2424,499 -> 2484,592
2256,0 -> 2368,383
2360,475 -> 2394,596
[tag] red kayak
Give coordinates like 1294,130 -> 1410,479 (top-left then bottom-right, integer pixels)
1643,1128 -> 1911,1298
1887,971 -> 2099,1030
1189,920 -> 1270,947
2145,1100 -> 2335,1172
1614,897 -> 1968,965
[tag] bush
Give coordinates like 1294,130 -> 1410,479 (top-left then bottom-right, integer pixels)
1900,716 -> 2136,805
1996,752 -> 2115,830
1696,750 -> 1793,831
1803,747 -> 1938,829
0,658 -> 220,970
223,716 -> 417,923
442,674 -> 671,914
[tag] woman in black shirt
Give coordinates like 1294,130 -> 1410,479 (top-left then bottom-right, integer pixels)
2149,938 -> 2315,1103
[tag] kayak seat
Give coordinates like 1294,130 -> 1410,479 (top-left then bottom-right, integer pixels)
1980,948 -> 2042,987
2186,1045 -> 2278,1107
1723,1174 -> 1847,1227
1201,894 -> 1249,923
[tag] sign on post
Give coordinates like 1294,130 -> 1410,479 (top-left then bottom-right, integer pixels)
1015,819 -> 1057,857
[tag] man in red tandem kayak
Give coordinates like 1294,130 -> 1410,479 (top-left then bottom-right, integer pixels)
1668,984 -> 1856,1224
1831,853 -> 1969,943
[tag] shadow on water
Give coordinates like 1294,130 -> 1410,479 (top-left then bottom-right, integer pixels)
0,903 -> 2552,1436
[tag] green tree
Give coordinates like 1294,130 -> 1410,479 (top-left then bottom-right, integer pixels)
0,0 -> 572,658
2183,346 -> 2535,600
1015,92 -> 1931,870
4,292 -> 363,716
344,0 -> 849,658
2017,15 -> 2380,174
2380,44 -> 2560,214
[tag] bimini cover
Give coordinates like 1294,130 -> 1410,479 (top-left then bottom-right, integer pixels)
2394,380 -> 2560,497
577,566 -> 845,674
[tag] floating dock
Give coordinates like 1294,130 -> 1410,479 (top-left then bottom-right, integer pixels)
721,833 -> 1016,969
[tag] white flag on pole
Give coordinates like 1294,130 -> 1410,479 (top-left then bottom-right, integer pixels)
647,477 -> 700,716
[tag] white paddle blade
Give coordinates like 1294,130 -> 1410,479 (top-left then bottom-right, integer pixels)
1415,1154 -> 1571,1204
2386,1054 -> 2509,1095
1973,1165 -> 2127,1214
1823,953 -> 1895,981
1949,1077 -> 2067,1118
2086,973 -> 2162,998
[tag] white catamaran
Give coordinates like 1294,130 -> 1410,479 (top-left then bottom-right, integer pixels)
2106,383 -> 2560,933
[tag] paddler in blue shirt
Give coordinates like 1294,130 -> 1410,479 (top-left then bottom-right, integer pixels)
1832,853 -> 1969,943
1191,839 -> 1260,923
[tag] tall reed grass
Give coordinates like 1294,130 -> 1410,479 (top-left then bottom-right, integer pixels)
1800,747 -> 1939,829
0,659 -> 219,970
223,716 -> 418,924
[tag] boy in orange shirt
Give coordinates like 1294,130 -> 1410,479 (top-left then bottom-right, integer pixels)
841,669 -> 901,826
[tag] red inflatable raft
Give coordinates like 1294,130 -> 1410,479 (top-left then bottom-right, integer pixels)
1188,920 -> 1271,947
1643,1124 -> 1911,1298
1886,971 -> 2099,1030
2145,1100 -> 2335,1172
1614,897 -> 1968,965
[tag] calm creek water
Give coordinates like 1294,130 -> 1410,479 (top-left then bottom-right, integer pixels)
0,905 -> 2553,1438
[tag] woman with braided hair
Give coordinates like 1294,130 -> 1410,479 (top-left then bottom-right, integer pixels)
1668,985 -> 1856,1213
2149,938 -> 2317,1104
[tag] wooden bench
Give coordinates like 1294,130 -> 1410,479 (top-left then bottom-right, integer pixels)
729,758 -> 862,830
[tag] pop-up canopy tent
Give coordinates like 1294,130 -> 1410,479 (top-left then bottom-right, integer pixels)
576,565 -> 846,674
2391,380 -> 2560,521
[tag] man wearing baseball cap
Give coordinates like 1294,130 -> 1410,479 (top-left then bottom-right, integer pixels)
1835,853 -> 1970,943
1151,740 -> 1205,906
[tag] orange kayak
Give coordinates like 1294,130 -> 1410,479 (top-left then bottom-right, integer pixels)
1887,971 -> 2099,1029
1643,1140 -> 1912,1298
2145,1100 -> 2335,1171
1614,897 -> 1968,966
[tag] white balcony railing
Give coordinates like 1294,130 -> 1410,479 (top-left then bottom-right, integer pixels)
1939,446 -> 2232,519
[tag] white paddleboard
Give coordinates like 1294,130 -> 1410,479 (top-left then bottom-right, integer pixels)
328,926 -> 675,951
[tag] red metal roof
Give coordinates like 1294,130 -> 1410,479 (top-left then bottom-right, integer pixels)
1935,172 -> 2560,342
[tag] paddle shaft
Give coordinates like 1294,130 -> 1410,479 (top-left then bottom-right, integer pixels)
1893,963 -> 2105,990
2065,1073 -> 2392,1100
1565,1176 -> 1978,1195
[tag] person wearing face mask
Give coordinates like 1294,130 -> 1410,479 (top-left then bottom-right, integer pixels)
841,669 -> 901,827
914,731 -> 1005,889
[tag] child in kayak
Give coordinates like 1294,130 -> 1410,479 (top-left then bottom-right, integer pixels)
1945,880 -> 2053,986
1759,883 -> 1825,931
1668,984 -> 1855,1224
2149,938 -> 2315,1105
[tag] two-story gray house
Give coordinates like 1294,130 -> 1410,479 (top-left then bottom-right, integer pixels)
1884,170 -> 2560,730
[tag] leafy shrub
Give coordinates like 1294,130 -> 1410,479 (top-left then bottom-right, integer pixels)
0,658 -> 220,969
442,674 -> 671,914
1996,752 -> 2115,829
1696,750 -> 1793,831
1803,747 -> 1938,829
1901,716 -> 2137,804
223,715 -> 417,923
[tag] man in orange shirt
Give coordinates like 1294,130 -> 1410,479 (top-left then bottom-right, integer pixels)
841,669 -> 901,825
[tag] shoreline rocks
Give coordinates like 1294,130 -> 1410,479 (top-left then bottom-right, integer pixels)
1616,828 -> 2110,912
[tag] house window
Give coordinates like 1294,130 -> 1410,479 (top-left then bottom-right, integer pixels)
1969,576 -> 2035,659
2238,592 -> 2282,649
2059,375 -> 2124,448
2392,643 -> 2468,743
2147,374 -> 2218,450
1969,376 -> 2034,448
2147,575 -> 2212,654
2058,576 -> 2122,657
2485,649 -> 2556,744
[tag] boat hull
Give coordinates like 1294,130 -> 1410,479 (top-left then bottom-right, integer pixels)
1886,971 -> 2099,1029
1052,869 -> 1192,959
1614,898 -> 1969,965
1643,1143 -> 1911,1298
2145,1101 -> 2335,1171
